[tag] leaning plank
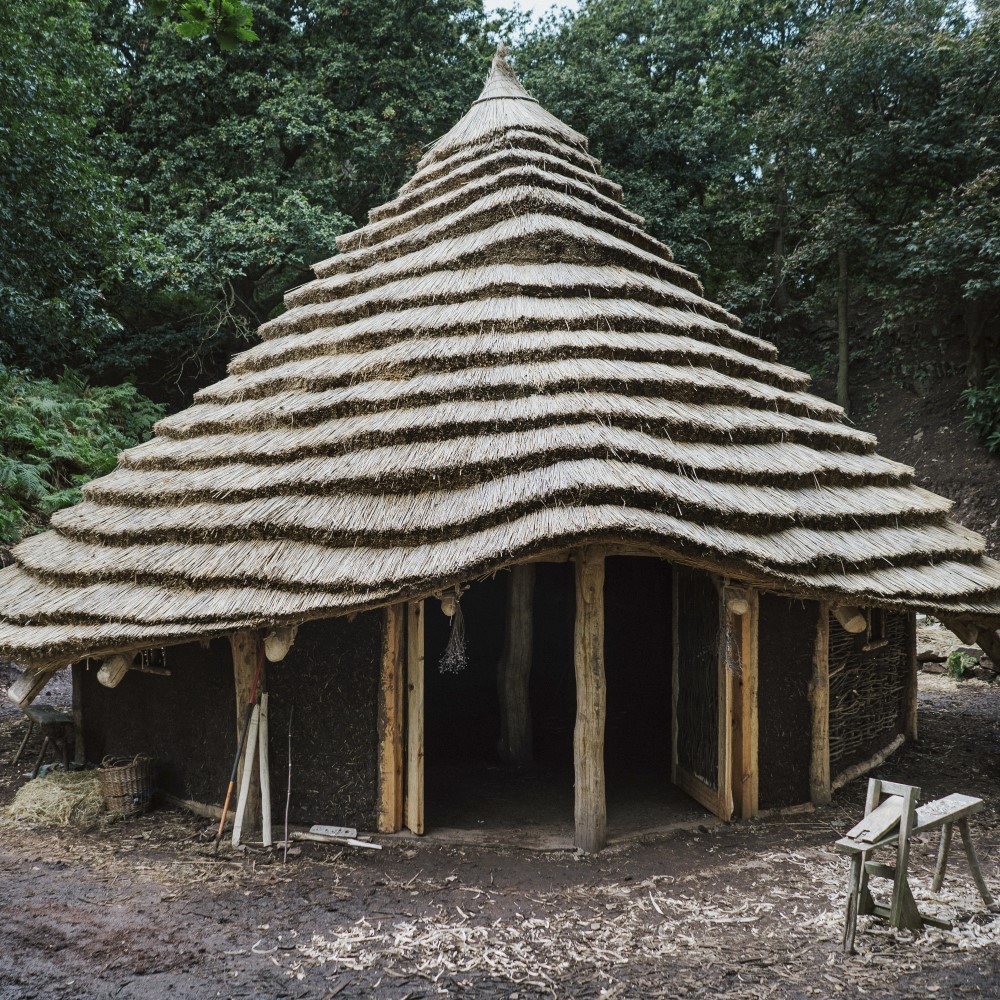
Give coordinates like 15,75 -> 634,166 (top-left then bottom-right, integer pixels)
258,691 -> 272,848
232,703 -> 261,847
574,547 -> 607,853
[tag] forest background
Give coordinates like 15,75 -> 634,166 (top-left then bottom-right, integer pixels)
1,0 -> 998,547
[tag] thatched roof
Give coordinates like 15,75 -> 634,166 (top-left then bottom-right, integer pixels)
2,48 -> 1000,666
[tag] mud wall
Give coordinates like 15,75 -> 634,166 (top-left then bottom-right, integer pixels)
79,638 -> 235,805
265,612 -> 382,830
757,595 -> 818,809
80,613 -> 384,829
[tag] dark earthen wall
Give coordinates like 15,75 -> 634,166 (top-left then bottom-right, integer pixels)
266,612 -> 382,830
757,595 -> 818,809
79,638 -> 235,804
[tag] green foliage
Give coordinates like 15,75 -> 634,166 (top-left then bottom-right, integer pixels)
0,0 -> 133,374
85,0 -> 497,396
962,367 -> 1000,455
146,0 -> 259,49
0,368 -> 165,544
946,650 -> 977,679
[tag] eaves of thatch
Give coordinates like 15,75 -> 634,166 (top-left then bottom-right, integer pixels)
2,49 -> 1000,667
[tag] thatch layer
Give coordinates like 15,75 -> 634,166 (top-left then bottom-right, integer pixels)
2,47 -> 1000,665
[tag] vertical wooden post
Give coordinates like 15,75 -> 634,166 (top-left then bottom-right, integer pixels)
378,605 -> 406,833
230,630 -> 261,834
904,611 -> 919,742
497,563 -> 536,766
72,662 -> 85,766
574,548 -> 606,853
406,600 -> 425,835
809,602 -> 832,806
730,589 -> 759,819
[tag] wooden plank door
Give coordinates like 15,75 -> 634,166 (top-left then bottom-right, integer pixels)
672,566 -> 733,820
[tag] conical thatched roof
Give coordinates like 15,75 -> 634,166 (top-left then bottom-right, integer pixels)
2,49 -> 1000,666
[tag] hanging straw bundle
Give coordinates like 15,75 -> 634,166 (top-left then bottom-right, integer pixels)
438,601 -> 468,674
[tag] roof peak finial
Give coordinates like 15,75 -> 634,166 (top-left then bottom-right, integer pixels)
476,39 -> 538,105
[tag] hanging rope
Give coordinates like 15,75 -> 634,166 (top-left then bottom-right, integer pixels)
438,600 -> 468,674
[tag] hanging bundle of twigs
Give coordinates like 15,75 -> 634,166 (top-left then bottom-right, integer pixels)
438,600 -> 468,674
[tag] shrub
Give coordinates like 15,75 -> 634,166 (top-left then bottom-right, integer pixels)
962,366 -> 1000,455
0,367 -> 164,544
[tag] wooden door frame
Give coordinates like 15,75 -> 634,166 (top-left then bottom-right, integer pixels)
671,569 -> 736,820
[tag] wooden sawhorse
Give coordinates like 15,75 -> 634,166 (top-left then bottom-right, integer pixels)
837,779 -> 996,952
11,704 -> 74,778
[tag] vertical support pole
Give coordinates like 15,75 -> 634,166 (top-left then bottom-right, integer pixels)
230,630 -> 261,835
497,563 -> 536,766
406,600 -> 425,835
730,589 -> 759,819
378,604 -> 406,833
574,547 -> 606,853
72,662 -> 85,766
809,602 -> 832,806
904,611 -> 919,742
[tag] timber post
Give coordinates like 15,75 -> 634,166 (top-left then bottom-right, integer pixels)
809,602 -> 832,806
573,547 -> 607,853
497,563 -> 535,766
904,611 -> 919,742
377,604 -> 405,833
406,600 -> 425,835
230,630 -> 262,835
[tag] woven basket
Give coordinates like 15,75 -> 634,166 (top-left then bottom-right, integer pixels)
98,755 -> 153,816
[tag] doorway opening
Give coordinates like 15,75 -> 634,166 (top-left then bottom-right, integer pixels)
421,556 -> 711,844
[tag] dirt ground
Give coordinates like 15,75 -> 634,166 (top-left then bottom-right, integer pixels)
1,653 -> 1000,999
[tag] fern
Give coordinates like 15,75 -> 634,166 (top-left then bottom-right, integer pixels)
962,366 -> 1000,456
0,366 -> 165,544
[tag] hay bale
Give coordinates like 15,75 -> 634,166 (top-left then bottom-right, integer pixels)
8,770 -> 105,828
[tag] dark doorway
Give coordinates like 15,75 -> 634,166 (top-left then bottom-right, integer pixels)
423,557 -> 706,844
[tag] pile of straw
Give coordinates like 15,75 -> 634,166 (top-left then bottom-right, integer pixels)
8,770 -> 105,828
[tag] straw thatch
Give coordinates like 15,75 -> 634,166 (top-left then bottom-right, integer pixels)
2,46 -> 1000,666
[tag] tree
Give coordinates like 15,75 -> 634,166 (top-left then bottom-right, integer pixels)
89,0 -> 496,398
757,0 -> 971,412
515,0 -> 736,285
0,0 -> 132,375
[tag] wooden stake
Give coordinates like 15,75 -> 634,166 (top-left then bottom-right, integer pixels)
258,691 -> 272,847
809,602 -> 832,806
232,703 -> 260,847
497,563 -> 535,767
574,547 -> 607,853
378,605 -> 405,833
406,600 -> 425,836
230,631 -> 262,835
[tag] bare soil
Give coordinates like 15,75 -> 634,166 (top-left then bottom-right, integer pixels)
1,668 -> 1000,999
